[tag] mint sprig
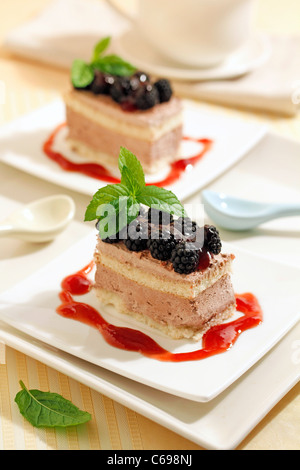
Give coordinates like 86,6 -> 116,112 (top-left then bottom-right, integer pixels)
85,147 -> 185,239
92,55 -> 136,77
71,37 -> 136,88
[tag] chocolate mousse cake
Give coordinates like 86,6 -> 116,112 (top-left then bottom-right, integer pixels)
66,38 -> 183,174
85,148 -> 236,340
93,220 -> 235,340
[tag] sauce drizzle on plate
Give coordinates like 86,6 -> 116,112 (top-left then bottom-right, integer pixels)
43,123 -> 213,186
57,261 -> 263,362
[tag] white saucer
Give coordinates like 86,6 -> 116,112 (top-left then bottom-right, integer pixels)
113,31 -> 272,81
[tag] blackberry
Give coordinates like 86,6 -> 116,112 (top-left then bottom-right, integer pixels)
119,76 -> 132,94
154,79 -> 173,103
147,207 -> 174,226
101,236 -> 119,244
90,71 -> 115,94
124,219 -> 148,252
148,228 -> 177,261
110,76 -> 146,106
204,225 -> 222,255
128,75 -> 141,93
171,241 -> 200,274
109,80 -> 123,103
134,71 -> 150,84
174,217 -> 197,239
135,84 -> 159,110
109,77 -> 131,103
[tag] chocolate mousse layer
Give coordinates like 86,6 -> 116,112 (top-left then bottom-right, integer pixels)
65,90 -> 183,174
67,108 -> 182,174
95,265 -> 235,338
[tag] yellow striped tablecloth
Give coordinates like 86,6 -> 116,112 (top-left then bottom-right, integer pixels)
0,0 -> 299,451
0,347 -> 146,450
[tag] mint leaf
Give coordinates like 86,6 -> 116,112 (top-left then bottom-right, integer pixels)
93,55 -> 136,77
97,199 -> 123,240
85,147 -> 186,239
71,59 -> 94,88
91,36 -> 111,62
119,147 -> 145,194
15,381 -> 91,428
137,186 -> 185,218
97,197 -> 139,239
84,183 -> 129,221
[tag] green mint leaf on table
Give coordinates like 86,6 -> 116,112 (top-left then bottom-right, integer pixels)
91,36 -> 111,62
15,381 -> 91,428
71,59 -> 94,89
92,55 -> 136,77
85,147 -> 185,239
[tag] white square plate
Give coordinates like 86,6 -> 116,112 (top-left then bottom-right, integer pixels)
0,319 -> 298,450
0,99 -> 267,200
0,232 -> 299,402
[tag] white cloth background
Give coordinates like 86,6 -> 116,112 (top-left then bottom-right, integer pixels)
4,0 -> 300,115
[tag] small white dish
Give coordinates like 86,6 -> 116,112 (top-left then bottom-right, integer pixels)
0,194 -> 75,242
0,232 -> 299,402
0,99 -> 267,201
113,31 -> 271,81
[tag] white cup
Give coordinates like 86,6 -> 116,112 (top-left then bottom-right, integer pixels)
108,0 -> 255,68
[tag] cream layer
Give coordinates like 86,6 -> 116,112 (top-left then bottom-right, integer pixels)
95,239 -> 234,299
65,90 -> 183,141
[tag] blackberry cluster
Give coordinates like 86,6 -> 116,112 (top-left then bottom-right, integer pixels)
204,225 -> 222,255
96,210 -> 222,275
171,242 -> 201,274
147,228 -> 177,261
80,69 -> 173,110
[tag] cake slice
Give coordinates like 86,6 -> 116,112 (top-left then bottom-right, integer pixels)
94,239 -> 235,340
66,38 -> 183,174
85,147 -> 236,341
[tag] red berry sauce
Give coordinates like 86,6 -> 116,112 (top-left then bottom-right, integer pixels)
56,261 -> 263,362
43,123 -> 213,186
